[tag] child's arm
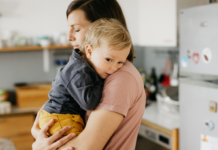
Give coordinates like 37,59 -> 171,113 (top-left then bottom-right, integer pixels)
67,66 -> 104,110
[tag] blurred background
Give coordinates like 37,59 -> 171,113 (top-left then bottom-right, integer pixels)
0,0 -> 218,150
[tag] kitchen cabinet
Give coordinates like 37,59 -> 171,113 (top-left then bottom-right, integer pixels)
117,0 -> 139,45
118,0 -> 176,47
0,114 -> 34,150
138,0 -> 177,47
118,0 -> 209,47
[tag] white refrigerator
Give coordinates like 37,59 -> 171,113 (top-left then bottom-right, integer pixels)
179,3 -> 218,150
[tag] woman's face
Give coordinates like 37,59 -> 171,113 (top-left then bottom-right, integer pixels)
67,9 -> 91,49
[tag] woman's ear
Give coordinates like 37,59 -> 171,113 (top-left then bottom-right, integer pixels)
85,45 -> 93,59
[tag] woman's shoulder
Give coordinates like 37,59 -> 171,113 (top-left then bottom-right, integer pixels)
106,60 -> 142,84
104,61 -> 144,94
120,60 -> 138,73
98,61 -> 146,117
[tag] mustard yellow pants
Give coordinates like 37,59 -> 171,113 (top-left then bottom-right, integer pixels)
39,110 -> 84,136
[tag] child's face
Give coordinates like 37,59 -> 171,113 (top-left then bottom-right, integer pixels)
85,45 -> 131,79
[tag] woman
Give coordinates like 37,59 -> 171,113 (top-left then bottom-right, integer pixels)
31,0 -> 146,150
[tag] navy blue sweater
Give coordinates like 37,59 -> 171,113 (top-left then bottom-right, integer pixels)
43,49 -> 104,120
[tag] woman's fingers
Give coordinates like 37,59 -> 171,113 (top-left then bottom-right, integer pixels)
62,147 -> 74,150
33,117 -> 75,150
50,133 -> 76,150
48,125 -> 72,142
58,147 -> 74,150
39,119 -> 55,138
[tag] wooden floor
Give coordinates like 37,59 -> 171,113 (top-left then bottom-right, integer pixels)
135,135 -> 169,150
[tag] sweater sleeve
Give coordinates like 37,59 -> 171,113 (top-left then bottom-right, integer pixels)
66,66 -> 104,111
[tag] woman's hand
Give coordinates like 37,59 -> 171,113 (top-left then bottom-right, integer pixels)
32,118 -> 76,150
31,108 -> 42,139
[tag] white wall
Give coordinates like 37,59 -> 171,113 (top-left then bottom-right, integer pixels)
0,0 -> 73,37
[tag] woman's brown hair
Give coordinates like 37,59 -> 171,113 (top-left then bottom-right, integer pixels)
66,0 -> 135,62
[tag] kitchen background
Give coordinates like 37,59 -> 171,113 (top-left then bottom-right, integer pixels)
0,0 -> 180,105
0,0 -> 201,90
0,0 -> 218,150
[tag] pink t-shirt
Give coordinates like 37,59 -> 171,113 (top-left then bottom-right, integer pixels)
85,61 -> 146,150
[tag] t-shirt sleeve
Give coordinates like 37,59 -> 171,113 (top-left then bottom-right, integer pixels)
67,66 -> 104,111
96,70 -> 138,117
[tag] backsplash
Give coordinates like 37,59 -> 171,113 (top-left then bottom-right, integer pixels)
134,46 -> 179,77
0,50 -> 56,89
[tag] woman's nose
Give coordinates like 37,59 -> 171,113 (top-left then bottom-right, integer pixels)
67,30 -> 75,41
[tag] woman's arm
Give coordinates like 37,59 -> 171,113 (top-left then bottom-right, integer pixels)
59,109 -> 124,150
31,106 -> 43,139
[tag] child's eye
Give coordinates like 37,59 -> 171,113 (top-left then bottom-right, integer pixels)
118,62 -> 123,64
75,30 -> 80,32
106,58 -> 112,62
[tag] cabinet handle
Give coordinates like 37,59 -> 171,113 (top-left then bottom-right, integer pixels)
0,118 -> 6,123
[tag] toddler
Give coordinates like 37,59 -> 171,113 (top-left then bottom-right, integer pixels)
38,18 -> 132,136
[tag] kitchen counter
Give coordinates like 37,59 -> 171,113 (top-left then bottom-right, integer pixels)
140,102 -> 179,150
0,106 -> 40,117
1,103 -> 180,130
142,102 -> 179,131
2,103 -> 180,130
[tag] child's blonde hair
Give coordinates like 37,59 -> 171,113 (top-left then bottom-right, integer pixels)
80,18 -> 132,56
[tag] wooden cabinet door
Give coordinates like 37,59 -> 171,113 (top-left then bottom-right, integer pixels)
0,115 -> 34,150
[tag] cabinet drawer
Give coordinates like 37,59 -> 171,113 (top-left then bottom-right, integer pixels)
0,115 -> 34,137
139,124 -> 172,149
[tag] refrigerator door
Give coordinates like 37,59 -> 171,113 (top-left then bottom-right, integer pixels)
179,78 -> 218,150
179,4 -> 218,79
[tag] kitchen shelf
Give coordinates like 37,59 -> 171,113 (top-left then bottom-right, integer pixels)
0,45 -> 73,52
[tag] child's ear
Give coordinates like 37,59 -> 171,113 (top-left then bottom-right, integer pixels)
85,45 -> 93,59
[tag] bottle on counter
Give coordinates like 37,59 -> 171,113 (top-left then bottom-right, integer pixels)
138,68 -> 146,84
148,67 -> 158,101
